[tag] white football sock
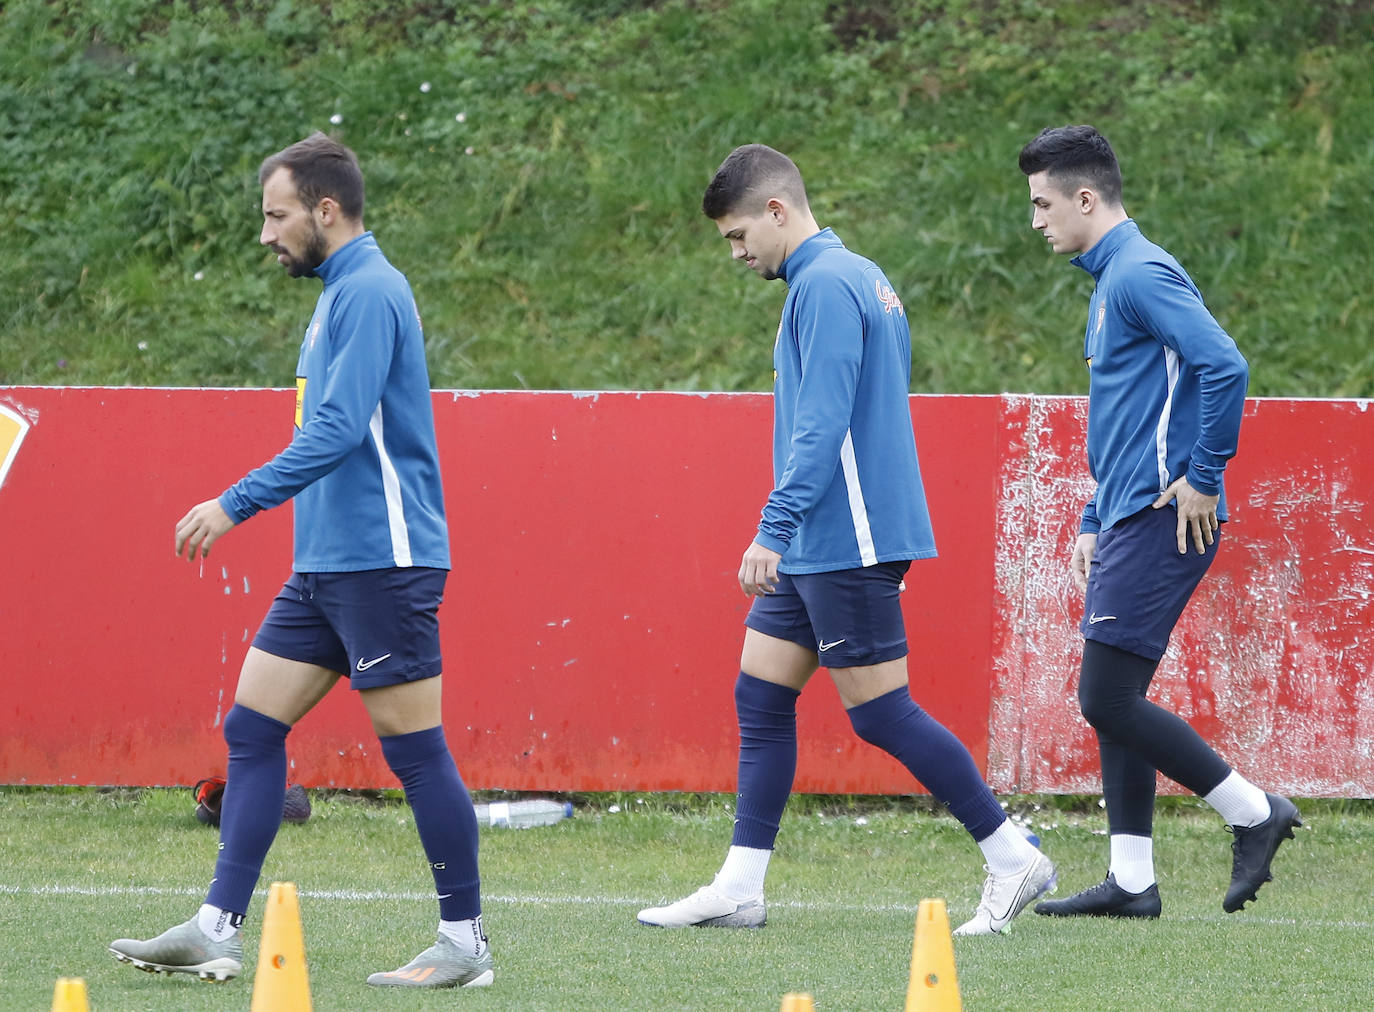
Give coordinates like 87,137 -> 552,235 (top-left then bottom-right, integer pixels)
438,915 -> 486,958
977,819 -> 1041,876
713,845 -> 771,901
1108,833 -> 1155,893
1204,771 -> 1271,828
196,903 -> 241,942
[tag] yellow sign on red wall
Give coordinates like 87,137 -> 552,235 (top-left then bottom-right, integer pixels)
0,404 -> 29,490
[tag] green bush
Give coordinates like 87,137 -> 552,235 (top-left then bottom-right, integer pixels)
2,0 -> 1371,394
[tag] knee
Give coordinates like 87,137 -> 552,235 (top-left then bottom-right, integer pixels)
848,712 -> 886,749
222,704 -> 254,747
1077,685 -> 1106,730
222,703 -> 289,751
846,689 -> 920,750
378,725 -> 449,770
1078,641 -> 1158,733
734,674 -> 799,751
735,673 -> 799,721
1077,677 -> 1127,732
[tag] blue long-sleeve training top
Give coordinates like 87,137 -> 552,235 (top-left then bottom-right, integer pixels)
219,232 -> 451,572
1071,219 -> 1249,535
756,228 -> 937,574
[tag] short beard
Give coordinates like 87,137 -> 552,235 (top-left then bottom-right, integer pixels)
283,224 -> 329,278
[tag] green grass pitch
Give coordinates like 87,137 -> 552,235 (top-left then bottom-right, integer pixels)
2,788 -> 1370,1010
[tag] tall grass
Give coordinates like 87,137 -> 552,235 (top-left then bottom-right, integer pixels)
1,0 -> 1371,396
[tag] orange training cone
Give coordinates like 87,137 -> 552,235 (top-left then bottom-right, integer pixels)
251,881 -> 313,1011
780,993 -> 815,1011
904,898 -> 962,1011
51,977 -> 89,1012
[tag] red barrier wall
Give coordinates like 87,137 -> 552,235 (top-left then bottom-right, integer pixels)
0,388 -> 1369,796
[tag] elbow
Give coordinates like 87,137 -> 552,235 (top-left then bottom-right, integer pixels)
1211,348 -> 1249,396
1229,347 -> 1250,386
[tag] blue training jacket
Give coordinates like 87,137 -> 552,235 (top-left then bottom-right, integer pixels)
1071,219 -> 1249,535
756,228 -> 937,574
219,232 -> 451,572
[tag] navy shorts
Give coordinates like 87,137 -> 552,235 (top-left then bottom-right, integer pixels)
744,561 -> 911,668
1082,506 -> 1219,662
251,568 -> 447,690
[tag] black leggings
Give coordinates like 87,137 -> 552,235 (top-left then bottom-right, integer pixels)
1078,639 -> 1231,836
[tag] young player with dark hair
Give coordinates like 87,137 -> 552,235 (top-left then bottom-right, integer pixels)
109,132 -> 494,989
638,144 -> 1057,937
1018,124 -> 1301,919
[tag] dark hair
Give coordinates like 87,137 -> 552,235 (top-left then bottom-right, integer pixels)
701,143 -> 809,219
1018,125 -> 1123,207
259,131 -> 365,220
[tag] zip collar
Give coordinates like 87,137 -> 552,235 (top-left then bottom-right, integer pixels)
1071,219 -> 1139,281
312,231 -> 377,284
778,227 -> 842,284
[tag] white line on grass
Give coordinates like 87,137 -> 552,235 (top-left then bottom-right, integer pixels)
3,882 -> 1367,931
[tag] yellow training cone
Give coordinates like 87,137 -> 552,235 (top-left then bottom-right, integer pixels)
51,977 -> 89,1012
779,993 -> 815,1011
251,881 -> 313,1011
904,898 -> 962,1011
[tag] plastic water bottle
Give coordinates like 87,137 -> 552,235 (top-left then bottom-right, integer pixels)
471,799 -> 573,829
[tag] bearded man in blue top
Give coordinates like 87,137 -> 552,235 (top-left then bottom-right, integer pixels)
1020,125 -> 1301,921
109,133 -> 493,989
638,144 -> 1057,937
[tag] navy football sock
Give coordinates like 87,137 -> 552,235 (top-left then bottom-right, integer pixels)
206,704 -> 290,915
846,687 -> 1006,841
730,673 -> 801,850
380,726 -> 481,921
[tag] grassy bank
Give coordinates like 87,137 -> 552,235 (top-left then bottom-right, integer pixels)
2,0 -> 1371,395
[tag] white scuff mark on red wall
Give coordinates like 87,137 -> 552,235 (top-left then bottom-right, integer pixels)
990,395 -> 1097,792
993,398 -> 1374,796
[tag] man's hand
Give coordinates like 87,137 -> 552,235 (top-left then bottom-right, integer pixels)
1153,476 -> 1219,555
175,499 -> 235,561
739,541 -> 783,597
1070,532 -> 1098,592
